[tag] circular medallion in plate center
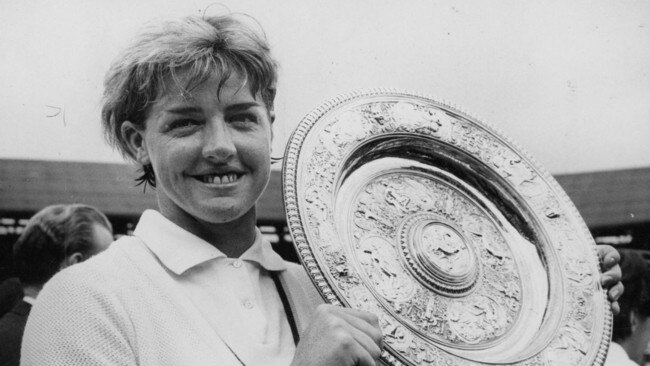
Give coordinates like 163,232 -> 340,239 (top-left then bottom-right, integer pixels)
400,215 -> 479,297
419,223 -> 472,277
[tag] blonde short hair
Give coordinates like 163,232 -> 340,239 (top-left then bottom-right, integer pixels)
101,14 -> 278,186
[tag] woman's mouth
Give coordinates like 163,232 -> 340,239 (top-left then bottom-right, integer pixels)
197,173 -> 242,184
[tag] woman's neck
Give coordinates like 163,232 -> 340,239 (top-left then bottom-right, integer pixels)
160,204 -> 258,258
201,210 -> 258,258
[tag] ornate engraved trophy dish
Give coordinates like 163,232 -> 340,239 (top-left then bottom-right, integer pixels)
282,90 -> 611,365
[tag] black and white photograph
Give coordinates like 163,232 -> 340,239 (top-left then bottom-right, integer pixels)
0,1 -> 648,365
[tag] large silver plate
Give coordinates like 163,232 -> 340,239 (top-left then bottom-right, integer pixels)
282,90 -> 611,365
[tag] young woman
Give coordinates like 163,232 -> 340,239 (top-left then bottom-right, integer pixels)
21,13 -> 622,366
21,14 -> 381,366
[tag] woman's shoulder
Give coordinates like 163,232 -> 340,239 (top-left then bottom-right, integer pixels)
22,237 -> 144,365
281,260 -> 324,305
283,260 -> 304,273
43,235 -> 152,295
282,260 -> 313,286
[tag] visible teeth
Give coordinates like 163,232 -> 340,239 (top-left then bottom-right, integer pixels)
202,173 -> 238,184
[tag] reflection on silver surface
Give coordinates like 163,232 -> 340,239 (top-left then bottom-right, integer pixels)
282,90 -> 611,365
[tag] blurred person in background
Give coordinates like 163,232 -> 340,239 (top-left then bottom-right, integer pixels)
605,250 -> 650,366
0,204 -> 113,366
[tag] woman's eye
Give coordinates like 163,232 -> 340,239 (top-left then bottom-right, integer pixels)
168,119 -> 198,131
229,113 -> 258,125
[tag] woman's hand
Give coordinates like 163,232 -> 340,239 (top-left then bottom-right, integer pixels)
292,304 -> 383,366
598,244 -> 623,314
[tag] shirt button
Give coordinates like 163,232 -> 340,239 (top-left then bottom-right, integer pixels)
233,259 -> 243,268
243,300 -> 254,309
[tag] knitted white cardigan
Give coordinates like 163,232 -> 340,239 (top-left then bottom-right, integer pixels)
21,236 -> 321,366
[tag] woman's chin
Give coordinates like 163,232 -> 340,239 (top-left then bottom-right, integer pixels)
194,202 -> 254,225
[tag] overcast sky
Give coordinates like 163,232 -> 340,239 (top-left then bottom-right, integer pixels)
1,0 -> 648,174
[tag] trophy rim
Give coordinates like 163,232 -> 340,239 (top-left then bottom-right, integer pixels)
282,88 -> 611,366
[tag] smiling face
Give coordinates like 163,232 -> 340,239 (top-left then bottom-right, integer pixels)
124,71 -> 273,234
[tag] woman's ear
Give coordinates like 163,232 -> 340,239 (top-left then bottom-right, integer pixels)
121,121 -> 150,165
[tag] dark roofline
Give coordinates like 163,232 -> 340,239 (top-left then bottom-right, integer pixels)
555,166 -> 650,228
0,159 -> 284,222
1,159 -> 649,228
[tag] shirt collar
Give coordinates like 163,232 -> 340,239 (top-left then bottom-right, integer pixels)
134,210 -> 286,275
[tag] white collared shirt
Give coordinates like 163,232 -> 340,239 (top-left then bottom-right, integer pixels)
134,210 -> 296,364
22,209 -> 297,366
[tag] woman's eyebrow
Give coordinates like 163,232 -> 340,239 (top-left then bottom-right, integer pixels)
165,106 -> 202,115
225,102 -> 261,113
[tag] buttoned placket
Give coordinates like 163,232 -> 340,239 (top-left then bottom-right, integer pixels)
227,259 -> 265,337
134,211 -> 295,365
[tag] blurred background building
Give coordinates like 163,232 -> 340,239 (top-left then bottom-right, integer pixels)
1,158 -> 649,282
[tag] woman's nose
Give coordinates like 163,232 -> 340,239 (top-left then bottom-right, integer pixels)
202,121 -> 236,161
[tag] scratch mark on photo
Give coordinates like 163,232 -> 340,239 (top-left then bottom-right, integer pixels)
46,104 -> 66,126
